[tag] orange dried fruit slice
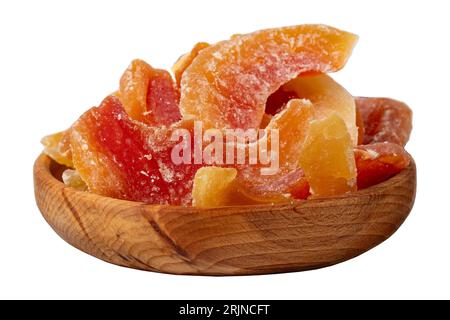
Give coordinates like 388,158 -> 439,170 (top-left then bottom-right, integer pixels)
119,59 -> 181,126
355,97 -> 412,146
180,24 -> 358,129
355,142 -> 411,189
172,42 -> 210,87
299,113 -> 357,197
283,73 -> 358,145
236,99 -> 313,198
41,130 -> 73,167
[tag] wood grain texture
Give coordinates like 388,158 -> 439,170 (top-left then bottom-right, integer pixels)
34,153 -> 416,275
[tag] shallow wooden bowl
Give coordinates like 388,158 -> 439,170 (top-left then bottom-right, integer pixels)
33,153 -> 416,276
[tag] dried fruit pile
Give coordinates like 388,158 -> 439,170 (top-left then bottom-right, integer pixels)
41,24 -> 412,207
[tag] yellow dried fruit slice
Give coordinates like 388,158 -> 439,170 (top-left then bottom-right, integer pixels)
299,113 -> 357,197
283,73 -> 358,145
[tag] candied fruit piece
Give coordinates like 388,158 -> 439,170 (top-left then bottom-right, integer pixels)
192,167 -> 267,207
299,114 -> 357,197
62,169 -> 88,191
119,59 -> 181,126
283,74 -> 358,145
71,96 -> 200,205
180,24 -> 358,129
172,42 -> 210,87
41,130 -> 73,167
355,142 -> 411,189
290,178 -> 311,200
355,97 -> 412,146
236,99 -> 313,198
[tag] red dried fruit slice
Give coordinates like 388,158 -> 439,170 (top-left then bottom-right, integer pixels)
355,97 -> 412,146
355,142 -> 411,189
41,130 -> 73,167
172,42 -> 210,87
290,178 -> 311,200
71,96 -> 200,205
180,24 -> 358,129
119,59 -> 181,126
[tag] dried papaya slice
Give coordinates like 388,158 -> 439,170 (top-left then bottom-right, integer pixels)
71,96 -> 200,205
172,42 -> 210,87
41,130 -> 73,167
119,59 -> 181,126
355,97 -> 412,146
192,167 -> 276,207
355,142 -> 411,189
236,99 -> 313,198
299,113 -> 357,197
180,24 -> 358,129
283,73 -> 358,145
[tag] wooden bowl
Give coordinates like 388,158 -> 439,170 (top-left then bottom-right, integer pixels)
33,153 -> 416,276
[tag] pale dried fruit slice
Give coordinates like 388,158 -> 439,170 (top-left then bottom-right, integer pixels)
41,130 -> 73,167
283,73 -> 358,145
180,24 -> 358,129
299,113 -> 357,197
62,169 -> 88,191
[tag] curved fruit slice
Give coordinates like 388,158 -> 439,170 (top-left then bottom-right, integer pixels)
236,99 -> 313,198
180,24 -> 358,129
283,73 -> 358,145
355,97 -> 412,146
192,167 -> 275,207
119,59 -> 181,126
299,113 -> 357,197
172,42 -> 210,87
355,142 -> 411,189
41,130 -> 73,167
71,96 -> 200,205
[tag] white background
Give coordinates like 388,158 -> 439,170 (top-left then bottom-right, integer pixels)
0,0 -> 449,299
